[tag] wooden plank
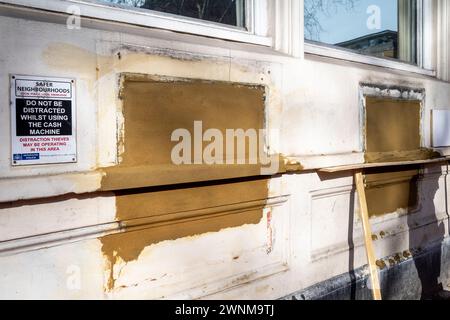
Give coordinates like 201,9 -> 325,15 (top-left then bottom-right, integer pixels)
355,170 -> 382,300
319,157 -> 450,173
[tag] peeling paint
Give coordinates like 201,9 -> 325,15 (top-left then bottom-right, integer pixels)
100,178 -> 270,290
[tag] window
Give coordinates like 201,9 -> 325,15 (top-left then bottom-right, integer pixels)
304,0 -> 418,64
98,0 -> 246,28
1,0 -> 270,46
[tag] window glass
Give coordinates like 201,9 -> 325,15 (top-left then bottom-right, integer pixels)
304,0 -> 417,63
98,0 -> 246,28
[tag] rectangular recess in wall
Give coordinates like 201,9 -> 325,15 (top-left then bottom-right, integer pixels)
101,74 -> 277,191
365,97 -> 426,163
364,96 -> 424,217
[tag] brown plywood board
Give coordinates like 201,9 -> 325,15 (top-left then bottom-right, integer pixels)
365,97 -> 422,161
101,77 -> 268,190
99,77 -> 271,290
364,167 -> 419,217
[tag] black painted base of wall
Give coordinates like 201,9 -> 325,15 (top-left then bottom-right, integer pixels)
282,238 -> 450,300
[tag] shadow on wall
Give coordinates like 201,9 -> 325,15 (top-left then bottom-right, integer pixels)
344,165 -> 446,300
348,186 -> 357,300
406,166 -> 446,300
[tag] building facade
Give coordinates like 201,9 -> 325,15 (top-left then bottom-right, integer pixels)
0,0 -> 449,299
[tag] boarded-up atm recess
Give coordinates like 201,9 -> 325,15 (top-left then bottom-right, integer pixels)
100,76 -> 273,270
102,75 -> 272,190
364,97 -> 439,217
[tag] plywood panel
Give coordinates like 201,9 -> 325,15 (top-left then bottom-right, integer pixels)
121,78 -> 264,167
365,97 -> 421,162
102,77 -> 268,190
364,97 -> 422,217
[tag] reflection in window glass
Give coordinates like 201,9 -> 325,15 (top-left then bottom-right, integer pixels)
99,0 -> 245,28
304,0 -> 417,64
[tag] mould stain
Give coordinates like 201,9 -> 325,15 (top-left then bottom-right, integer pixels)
119,45 -> 224,63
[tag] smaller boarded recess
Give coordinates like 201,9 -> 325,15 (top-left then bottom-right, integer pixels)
364,97 -> 424,217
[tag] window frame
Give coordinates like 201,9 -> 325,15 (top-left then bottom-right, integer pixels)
303,0 -> 436,77
358,83 -> 426,153
3,0 -> 271,46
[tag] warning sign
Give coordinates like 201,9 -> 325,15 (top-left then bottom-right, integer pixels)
11,75 -> 77,165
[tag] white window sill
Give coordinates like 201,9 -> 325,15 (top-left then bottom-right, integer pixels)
0,0 -> 272,46
305,41 -> 436,77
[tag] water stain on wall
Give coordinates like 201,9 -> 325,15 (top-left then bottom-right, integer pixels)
42,42 -> 105,78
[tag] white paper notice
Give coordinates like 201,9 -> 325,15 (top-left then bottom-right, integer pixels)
432,109 -> 450,148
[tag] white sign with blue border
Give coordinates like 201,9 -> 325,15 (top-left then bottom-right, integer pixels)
10,75 -> 77,166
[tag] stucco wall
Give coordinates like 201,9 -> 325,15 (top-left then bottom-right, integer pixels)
0,4 -> 449,299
